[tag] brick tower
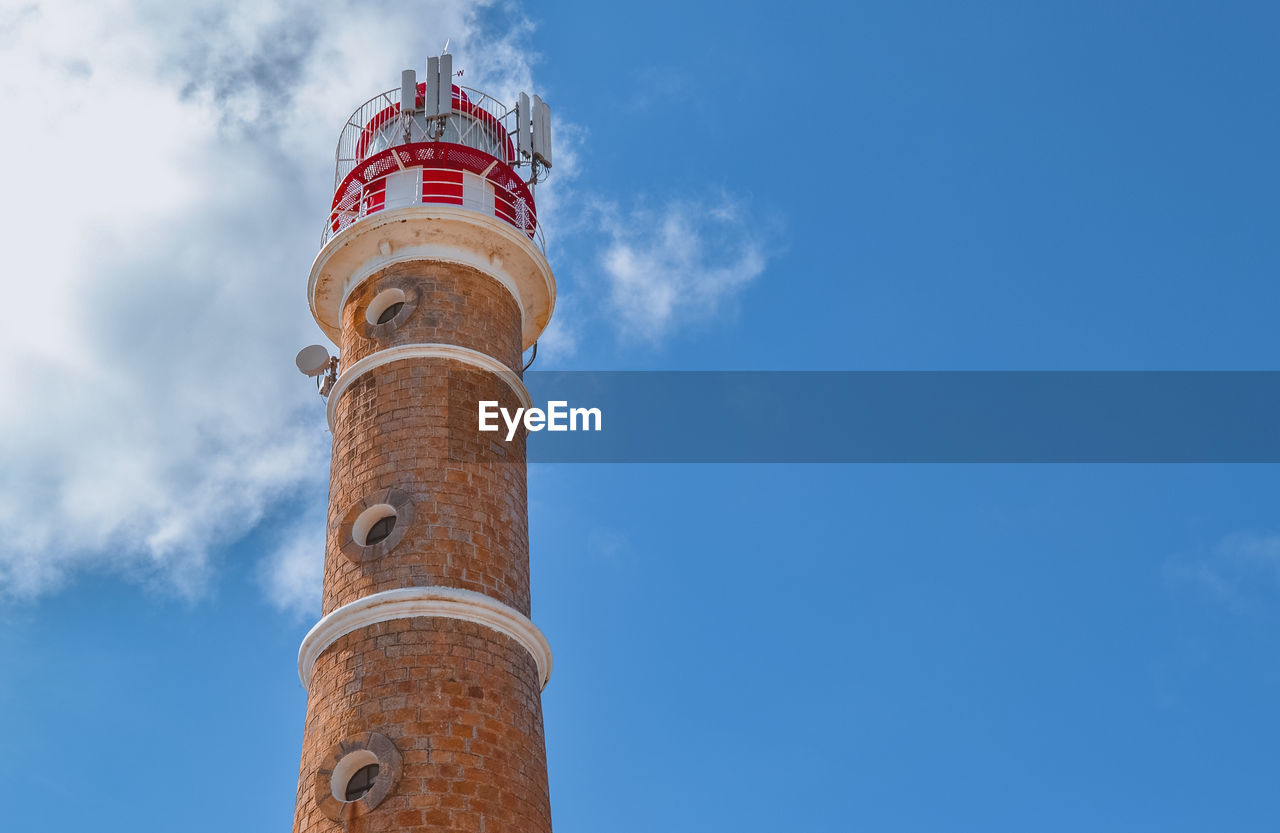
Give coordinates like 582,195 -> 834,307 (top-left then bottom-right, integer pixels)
291,58 -> 556,833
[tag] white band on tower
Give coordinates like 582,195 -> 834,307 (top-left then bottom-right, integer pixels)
298,586 -> 553,690
326,342 -> 532,429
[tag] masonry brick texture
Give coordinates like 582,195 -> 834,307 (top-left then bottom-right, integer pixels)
323,359 -> 530,616
293,261 -> 550,833
293,617 -> 552,833
324,263 -> 529,617
340,262 -> 524,371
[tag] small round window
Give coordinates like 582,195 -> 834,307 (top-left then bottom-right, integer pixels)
366,288 -> 407,326
338,488 -> 415,563
365,514 -> 396,545
327,748 -> 380,805
344,763 -> 380,801
353,504 -> 397,547
375,301 -> 403,324
315,733 -> 402,820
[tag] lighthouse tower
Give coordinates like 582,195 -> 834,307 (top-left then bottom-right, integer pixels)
291,56 -> 556,833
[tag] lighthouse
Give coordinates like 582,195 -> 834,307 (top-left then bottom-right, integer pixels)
291,55 -> 556,833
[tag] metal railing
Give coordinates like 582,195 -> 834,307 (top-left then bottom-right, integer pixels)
333,85 -> 522,191
321,163 -> 543,251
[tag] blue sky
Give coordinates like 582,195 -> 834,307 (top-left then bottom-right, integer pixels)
1,1 -> 1279,831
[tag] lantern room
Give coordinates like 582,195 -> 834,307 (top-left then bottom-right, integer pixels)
308,56 -> 557,351
323,54 -> 553,247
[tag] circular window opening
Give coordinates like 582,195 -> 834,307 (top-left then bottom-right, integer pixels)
366,288 -> 407,326
330,749 -> 380,804
365,514 -> 396,545
344,763 -> 380,801
376,301 -> 403,324
352,504 -> 397,547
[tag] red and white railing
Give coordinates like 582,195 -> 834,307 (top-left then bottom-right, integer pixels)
333,84 -> 521,191
322,142 -> 542,250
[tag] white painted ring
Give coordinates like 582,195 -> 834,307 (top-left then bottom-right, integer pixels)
326,343 -> 532,429
298,586 -> 553,690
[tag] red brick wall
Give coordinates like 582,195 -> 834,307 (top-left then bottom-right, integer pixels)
340,263 -> 524,371
293,617 -> 552,833
323,360 -> 530,617
293,261 -> 550,833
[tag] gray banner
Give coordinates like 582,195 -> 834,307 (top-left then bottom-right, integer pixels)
446,371 -> 1280,463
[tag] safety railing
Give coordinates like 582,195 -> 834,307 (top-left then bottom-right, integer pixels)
322,162 -> 543,252
333,84 -> 522,191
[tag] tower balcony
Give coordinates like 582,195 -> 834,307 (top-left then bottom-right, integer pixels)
321,84 -> 543,251
308,82 -> 554,350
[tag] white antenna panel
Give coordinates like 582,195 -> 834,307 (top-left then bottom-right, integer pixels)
401,69 -> 418,113
438,53 -> 453,117
518,92 -> 532,159
532,95 -> 552,168
425,56 -> 440,116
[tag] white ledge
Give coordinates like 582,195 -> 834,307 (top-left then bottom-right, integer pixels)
326,343 -> 532,429
308,204 -> 556,350
297,586 -> 553,690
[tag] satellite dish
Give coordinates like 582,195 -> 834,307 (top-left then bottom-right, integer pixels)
295,345 -> 331,377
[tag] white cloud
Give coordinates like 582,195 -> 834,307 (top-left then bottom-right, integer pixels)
0,0 -> 764,604
260,510 -> 327,619
597,195 -> 769,341
0,0 -> 549,600
1165,531 -> 1280,613
532,296 -> 579,362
